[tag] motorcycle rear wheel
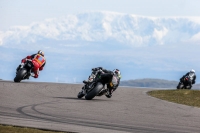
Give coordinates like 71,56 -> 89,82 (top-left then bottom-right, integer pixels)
186,85 -> 192,90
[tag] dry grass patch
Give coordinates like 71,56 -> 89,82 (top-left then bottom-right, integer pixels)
0,125 -> 66,133
148,90 -> 200,108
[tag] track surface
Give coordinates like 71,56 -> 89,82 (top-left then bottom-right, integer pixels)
0,81 -> 200,133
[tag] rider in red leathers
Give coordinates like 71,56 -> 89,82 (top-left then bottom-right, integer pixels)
16,50 -> 46,78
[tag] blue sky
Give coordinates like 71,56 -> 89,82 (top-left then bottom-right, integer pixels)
0,0 -> 200,83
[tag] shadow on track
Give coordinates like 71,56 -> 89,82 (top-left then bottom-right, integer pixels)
53,97 -> 111,102
54,97 -> 84,100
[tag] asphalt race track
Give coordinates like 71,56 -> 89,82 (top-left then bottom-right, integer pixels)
0,81 -> 200,133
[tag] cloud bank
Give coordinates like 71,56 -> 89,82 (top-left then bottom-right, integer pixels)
1,11 -> 200,47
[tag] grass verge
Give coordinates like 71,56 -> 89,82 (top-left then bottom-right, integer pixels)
147,90 -> 200,108
0,125 -> 67,133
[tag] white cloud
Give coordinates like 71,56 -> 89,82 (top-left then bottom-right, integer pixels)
189,17 -> 200,24
0,31 -> 3,45
153,27 -> 168,45
77,23 -> 93,41
190,32 -> 200,44
102,22 -> 112,36
0,11 -> 200,47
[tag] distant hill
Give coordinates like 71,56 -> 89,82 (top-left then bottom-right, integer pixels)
120,78 -> 200,89
193,84 -> 200,90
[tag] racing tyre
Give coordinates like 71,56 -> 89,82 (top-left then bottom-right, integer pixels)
186,86 -> 192,90
14,69 -> 27,82
177,83 -> 183,89
85,82 -> 103,100
77,91 -> 85,98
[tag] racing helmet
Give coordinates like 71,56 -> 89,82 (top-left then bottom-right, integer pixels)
190,69 -> 195,73
38,50 -> 44,56
113,69 -> 121,79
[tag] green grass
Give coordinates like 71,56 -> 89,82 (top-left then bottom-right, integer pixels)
0,125 -> 67,133
148,90 -> 200,108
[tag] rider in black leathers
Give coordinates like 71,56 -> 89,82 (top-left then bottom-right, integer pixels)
92,67 -> 121,98
180,69 -> 196,87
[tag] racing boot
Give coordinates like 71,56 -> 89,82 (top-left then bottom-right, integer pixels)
105,90 -> 112,98
25,73 -> 31,79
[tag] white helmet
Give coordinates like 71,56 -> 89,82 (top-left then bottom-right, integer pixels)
38,50 -> 44,56
190,69 -> 195,73
113,69 -> 121,79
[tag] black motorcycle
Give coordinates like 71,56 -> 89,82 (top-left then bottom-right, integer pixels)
177,75 -> 194,89
14,59 -> 34,82
77,69 -> 109,100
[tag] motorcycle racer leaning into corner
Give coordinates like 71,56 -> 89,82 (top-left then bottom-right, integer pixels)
84,67 -> 121,98
180,69 -> 196,88
16,50 -> 46,79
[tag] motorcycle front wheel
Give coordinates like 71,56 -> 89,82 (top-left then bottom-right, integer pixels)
177,83 -> 184,89
77,91 -> 85,98
85,82 -> 103,100
14,69 -> 27,82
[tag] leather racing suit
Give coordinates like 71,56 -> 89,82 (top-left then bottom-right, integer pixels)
19,54 -> 46,78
